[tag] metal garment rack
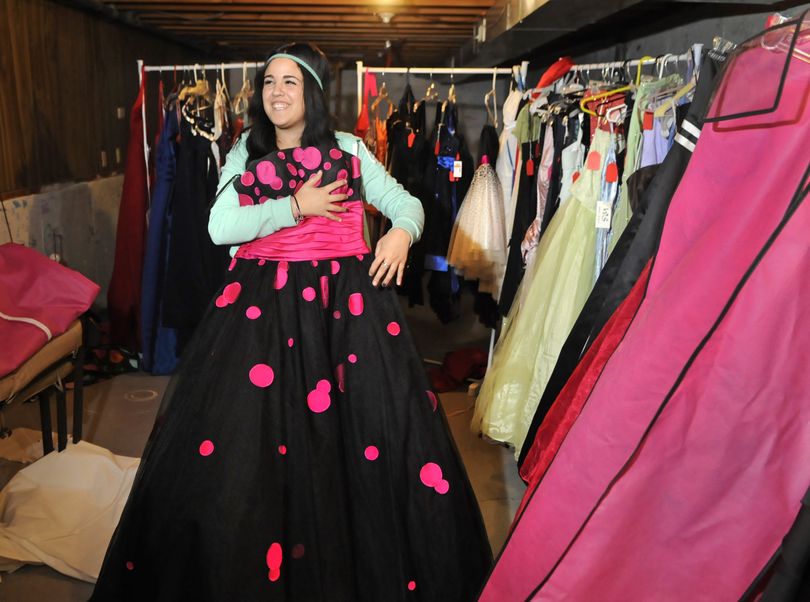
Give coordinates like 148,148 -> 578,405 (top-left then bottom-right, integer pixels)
568,52 -> 693,74
136,59 -> 264,201
355,61 -> 516,116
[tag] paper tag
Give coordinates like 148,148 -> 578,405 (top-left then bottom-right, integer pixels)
643,111 -> 654,131
595,201 -> 612,229
453,161 -> 463,178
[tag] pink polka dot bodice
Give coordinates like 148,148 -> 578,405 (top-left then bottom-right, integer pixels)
234,145 -> 370,261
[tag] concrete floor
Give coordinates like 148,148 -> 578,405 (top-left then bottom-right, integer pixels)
0,294 -> 525,599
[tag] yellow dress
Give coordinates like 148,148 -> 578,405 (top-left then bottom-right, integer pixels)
472,128 -> 613,457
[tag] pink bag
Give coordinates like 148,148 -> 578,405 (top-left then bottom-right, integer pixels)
0,243 -> 100,378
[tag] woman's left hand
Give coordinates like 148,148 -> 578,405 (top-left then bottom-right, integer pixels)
369,228 -> 411,287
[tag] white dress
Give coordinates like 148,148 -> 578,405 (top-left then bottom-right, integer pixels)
447,161 -> 507,299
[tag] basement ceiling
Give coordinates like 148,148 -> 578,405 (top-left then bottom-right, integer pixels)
91,0 -> 495,66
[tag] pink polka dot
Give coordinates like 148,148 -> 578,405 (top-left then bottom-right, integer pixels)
323,161 -> 332,170
387,322 -> 401,336
246,306 -> 262,319
215,295 -> 227,308
316,379 -> 332,393
333,310 -> 341,319
331,260 -> 341,275
278,445 -> 287,455
223,282 -> 242,303
240,171 -> 255,186
274,265 -> 288,290
300,147 -> 323,170
311,260 -> 319,267
269,568 -> 280,582
426,390 -> 438,412
289,179 -> 298,189
348,292 -> 364,316
259,259 -> 266,266
291,544 -> 306,559
348,354 -> 358,364
277,151 -> 286,160
307,388 -> 331,413
347,188 -> 354,197
249,364 -> 275,388
258,196 -> 270,204
199,440 -> 215,456
320,276 -> 330,308
335,363 -> 345,392
266,542 -> 282,582
254,186 -> 261,196
364,445 -> 379,461
126,561 -> 134,571
228,258 -> 237,271
298,169 -> 305,178
420,462 -> 443,487
435,479 -> 450,495
302,287 -> 316,302
238,193 -> 254,207
329,148 -> 343,160
287,338 -> 294,347
356,254 -> 365,261
287,163 -> 298,176
408,580 -> 416,591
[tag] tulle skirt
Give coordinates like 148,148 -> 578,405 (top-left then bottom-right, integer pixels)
91,254 -> 491,601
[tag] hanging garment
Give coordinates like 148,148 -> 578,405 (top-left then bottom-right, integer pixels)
498,108 -> 542,315
353,71 -> 376,140
140,105 -> 181,375
161,117 -> 230,351
447,128 -> 507,300
107,74 -> 148,349
389,97 -> 432,308
473,128 -> 613,454
608,74 -> 682,254
741,482 -> 810,601
496,89 -> 523,215
422,102 -> 474,323
480,24 -> 810,600
516,52 -> 724,470
91,143 -> 492,601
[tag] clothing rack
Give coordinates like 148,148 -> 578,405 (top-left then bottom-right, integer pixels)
569,52 -> 693,73
136,59 -> 264,202
355,61 -> 516,116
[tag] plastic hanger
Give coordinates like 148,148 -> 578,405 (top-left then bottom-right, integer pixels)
484,69 -> 498,128
580,56 -> 654,116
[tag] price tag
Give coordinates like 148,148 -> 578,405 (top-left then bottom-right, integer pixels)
453,161 -> 463,179
595,201 -> 612,229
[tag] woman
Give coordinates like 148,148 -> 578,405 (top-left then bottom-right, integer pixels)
91,43 -> 492,601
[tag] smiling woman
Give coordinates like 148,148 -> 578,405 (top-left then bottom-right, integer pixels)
90,41 -> 492,601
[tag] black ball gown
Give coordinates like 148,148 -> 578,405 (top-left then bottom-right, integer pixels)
90,143 -> 492,601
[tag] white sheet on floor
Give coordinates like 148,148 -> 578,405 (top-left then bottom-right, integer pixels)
0,441 -> 138,582
0,427 -> 71,464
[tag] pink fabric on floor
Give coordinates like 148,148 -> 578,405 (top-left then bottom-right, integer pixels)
481,25 -> 810,602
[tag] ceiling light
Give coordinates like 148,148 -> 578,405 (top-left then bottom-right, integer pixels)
377,11 -> 395,24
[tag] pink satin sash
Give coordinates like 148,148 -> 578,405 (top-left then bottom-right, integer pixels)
235,200 -> 370,262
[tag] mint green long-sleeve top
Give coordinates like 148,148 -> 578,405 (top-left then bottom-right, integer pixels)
208,131 -> 424,254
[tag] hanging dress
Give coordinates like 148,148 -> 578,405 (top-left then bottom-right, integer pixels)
91,141 -> 492,602
473,128 -> 613,455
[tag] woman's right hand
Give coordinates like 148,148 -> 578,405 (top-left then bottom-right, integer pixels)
294,171 -> 349,222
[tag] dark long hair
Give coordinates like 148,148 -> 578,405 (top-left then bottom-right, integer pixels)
245,42 -> 337,165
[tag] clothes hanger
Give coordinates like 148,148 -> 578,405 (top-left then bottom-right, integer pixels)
484,69 -> 498,128
370,78 -> 393,118
232,63 -> 254,116
580,56 -> 654,116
